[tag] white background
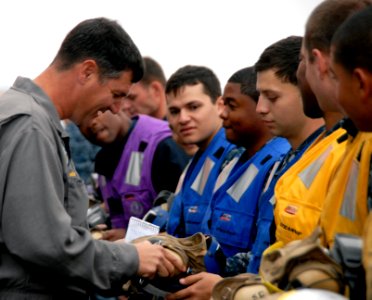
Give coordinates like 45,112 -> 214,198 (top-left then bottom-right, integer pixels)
0,0 -> 323,90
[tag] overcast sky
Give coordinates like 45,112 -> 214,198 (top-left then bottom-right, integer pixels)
0,0 -> 323,90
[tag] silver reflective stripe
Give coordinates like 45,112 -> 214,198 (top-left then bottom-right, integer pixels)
100,176 -> 107,187
298,145 -> 332,189
263,160 -> 281,194
213,156 -> 239,193
227,164 -> 259,203
269,195 -> 275,206
175,161 -> 191,194
340,159 -> 358,220
191,157 -> 215,195
125,151 -> 144,186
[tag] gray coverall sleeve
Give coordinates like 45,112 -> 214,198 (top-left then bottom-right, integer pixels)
1,123 -> 139,293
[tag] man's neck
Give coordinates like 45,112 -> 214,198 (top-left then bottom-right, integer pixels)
34,66 -> 76,120
323,111 -> 344,132
242,131 -> 273,159
153,103 -> 167,120
197,124 -> 222,152
289,119 -> 324,150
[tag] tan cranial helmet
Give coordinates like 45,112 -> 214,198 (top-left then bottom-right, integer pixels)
287,262 -> 344,293
263,289 -> 348,300
211,273 -> 270,300
125,232 -> 213,298
260,227 -> 345,294
132,232 -> 208,275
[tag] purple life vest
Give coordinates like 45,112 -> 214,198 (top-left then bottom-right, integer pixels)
99,115 -> 172,229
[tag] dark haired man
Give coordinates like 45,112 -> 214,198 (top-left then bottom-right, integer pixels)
124,56 -> 198,156
166,65 -> 236,237
0,18 -> 182,299
329,6 -> 372,298
203,67 -> 289,261
250,35 -> 325,273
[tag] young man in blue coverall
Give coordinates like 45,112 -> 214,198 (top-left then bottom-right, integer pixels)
166,65 -> 236,238
201,67 -> 290,260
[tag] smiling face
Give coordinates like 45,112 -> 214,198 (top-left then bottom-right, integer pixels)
88,110 -> 123,144
80,102 -> 131,145
220,82 -> 265,147
166,83 -> 222,151
73,69 -> 133,132
256,69 -> 305,140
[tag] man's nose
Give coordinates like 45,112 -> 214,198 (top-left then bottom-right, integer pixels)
110,101 -> 122,114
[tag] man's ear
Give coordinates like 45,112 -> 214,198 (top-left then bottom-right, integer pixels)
78,60 -> 98,84
353,68 -> 372,106
215,96 -> 225,115
311,49 -> 329,79
149,81 -> 165,99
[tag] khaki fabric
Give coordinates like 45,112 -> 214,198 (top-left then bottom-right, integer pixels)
260,227 -> 345,294
363,212 -> 372,300
212,273 -> 269,300
132,232 -> 208,274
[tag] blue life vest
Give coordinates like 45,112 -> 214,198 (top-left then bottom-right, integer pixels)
204,137 -> 290,258
167,128 -> 236,237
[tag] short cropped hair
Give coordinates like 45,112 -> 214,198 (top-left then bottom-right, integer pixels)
254,36 -> 302,85
53,17 -> 144,82
304,0 -> 372,62
165,65 -> 221,103
227,67 -> 259,102
141,57 -> 166,87
332,6 -> 372,73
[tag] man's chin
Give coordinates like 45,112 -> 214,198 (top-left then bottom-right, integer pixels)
179,137 -> 196,145
225,132 -> 235,142
93,130 -> 110,144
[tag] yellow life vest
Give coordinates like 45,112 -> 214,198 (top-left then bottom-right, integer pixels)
363,212 -> 372,300
321,132 -> 372,248
274,128 -> 347,244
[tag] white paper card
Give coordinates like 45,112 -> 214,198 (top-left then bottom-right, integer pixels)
125,217 -> 160,242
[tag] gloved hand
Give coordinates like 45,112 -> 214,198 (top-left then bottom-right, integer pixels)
224,252 -> 251,277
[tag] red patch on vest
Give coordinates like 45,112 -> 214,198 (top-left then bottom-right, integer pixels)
188,206 -> 198,213
220,213 -> 231,221
284,205 -> 298,215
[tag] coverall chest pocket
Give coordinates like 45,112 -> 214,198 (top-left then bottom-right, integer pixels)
65,168 -> 89,227
184,204 -> 208,236
211,208 -> 255,252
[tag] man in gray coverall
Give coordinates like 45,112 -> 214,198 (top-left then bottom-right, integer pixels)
0,17 -> 183,299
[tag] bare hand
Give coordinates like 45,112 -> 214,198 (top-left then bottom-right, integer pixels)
94,223 -> 108,231
101,228 -> 126,241
134,241 -> 186,279
166,272 -> 222,300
